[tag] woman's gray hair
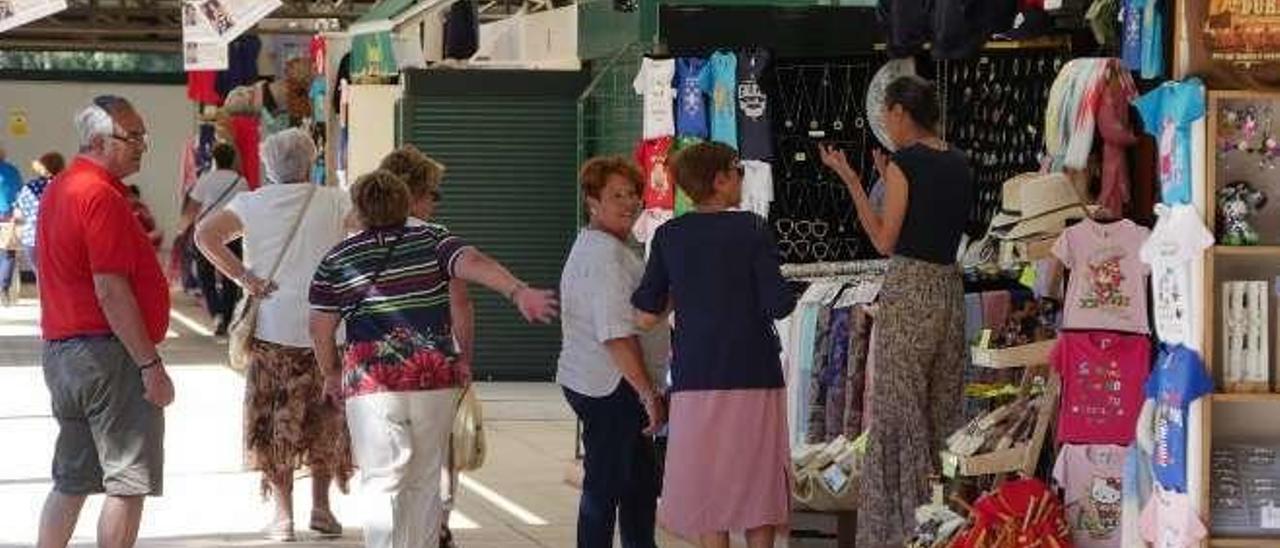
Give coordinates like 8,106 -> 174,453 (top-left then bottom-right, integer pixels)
75,95 -> 132,150
261,128 -> 317,184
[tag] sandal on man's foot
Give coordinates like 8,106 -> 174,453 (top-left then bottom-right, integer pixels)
310,509 -> 343,538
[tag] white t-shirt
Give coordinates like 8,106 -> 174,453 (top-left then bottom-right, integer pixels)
226,184 -> 352,348
741,160 -> 774,220
1139,205 -> 1214,345
633,57 -> 676,140
558,229 -> 671,397
189,169 -> 249,218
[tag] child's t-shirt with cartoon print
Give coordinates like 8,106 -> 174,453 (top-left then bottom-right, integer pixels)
1053,444 -> 1128,548
675,57 -> 709,139
700,51 -> 739,150
1053,218 -> 1152,334
1140,205 -> 1214,345
1133,79 -> 1205,205
1140,486 -> 1208,548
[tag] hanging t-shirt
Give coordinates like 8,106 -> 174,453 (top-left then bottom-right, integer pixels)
1053,444 -> 1128,548
309,78 -> 328,123
310,35 -> 327,76
635,136 -> 675,210
700,51 -> 739,149
1121,0 -> 1145,71
736,48 -> 773,161
633,57 -> 676,140
1134,79 -> 1206,206
1145,344 -> 1213,493
1140,0 -> 1164,79
1139,205 -> 1214,345
675,57 -> 709,139
1051,331 -> 1151,445
672,136 -> 702,217
740,160 -> 774,220
1140,486 -> 1208,548
1053,218 -> 1152,334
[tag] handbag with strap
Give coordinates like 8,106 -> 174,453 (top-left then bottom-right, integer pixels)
226,185 -> 318,373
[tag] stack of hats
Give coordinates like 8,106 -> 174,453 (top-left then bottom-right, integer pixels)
964,172 -> 1096,270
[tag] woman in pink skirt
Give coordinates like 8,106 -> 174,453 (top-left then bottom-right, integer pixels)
632,142 -> 797,548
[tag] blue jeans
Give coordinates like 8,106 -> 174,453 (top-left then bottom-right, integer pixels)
0,249 -> 15,291
563,383 -> 659,548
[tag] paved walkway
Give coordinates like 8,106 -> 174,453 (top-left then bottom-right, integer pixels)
0,289 -> 695,547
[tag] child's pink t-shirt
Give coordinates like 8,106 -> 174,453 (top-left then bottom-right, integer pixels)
1053,218 -> 1152,334
1140,486 -> 1207,548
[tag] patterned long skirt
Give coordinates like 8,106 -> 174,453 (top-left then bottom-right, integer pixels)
244,339 -> 354,498
857,256 -> 967,547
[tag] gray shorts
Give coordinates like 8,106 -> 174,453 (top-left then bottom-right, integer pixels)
42,336 -> 164,496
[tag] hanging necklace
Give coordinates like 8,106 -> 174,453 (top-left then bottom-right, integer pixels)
833,65 -> 856,132
777,67 -> 803,131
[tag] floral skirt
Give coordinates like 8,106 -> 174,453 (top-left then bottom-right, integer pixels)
244,338 -> 354,497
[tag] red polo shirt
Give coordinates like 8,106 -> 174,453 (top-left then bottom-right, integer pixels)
38,157 -> 170,344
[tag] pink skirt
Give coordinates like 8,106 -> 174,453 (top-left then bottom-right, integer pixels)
659,388 -> 791,539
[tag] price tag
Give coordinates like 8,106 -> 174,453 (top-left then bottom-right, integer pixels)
1262,504 -> 1280,529
977,329 -> 993,350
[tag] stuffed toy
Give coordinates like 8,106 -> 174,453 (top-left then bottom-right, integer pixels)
1217,181 -> 1267,246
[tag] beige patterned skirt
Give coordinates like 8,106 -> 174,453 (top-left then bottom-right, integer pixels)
244,339 -> 354,497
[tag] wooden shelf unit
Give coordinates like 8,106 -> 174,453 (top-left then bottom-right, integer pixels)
1202,91 -> 1280,544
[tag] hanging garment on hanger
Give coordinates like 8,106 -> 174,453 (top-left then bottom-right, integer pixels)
636,136 -> 676,210
229,115 -> 262,189
701,51 -> 739,150
1096,79 -> 1140,216
1133,78 -> 1205,206
634,57 -> 676,140
736,48 -> 774,161
187,71 -> 221,105
1052,331 -> 1151,445
740,160 -> 774,220
215,35 -> 262,99
443,0 -> 480,60
1053,217 -> 1152,334
675,57 -> 709,139
1139,205 -> 1214,345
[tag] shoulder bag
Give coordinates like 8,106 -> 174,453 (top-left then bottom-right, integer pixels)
0,220 -> 19,251
226,185 -> 318,373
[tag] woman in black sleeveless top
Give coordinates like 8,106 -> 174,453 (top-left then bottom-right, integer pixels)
820,75 -> 974,547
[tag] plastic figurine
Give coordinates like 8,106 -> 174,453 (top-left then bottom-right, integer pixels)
1217,181 -> 1267,246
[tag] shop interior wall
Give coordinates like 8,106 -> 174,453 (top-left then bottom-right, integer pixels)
0,80 -> 191,259
347,84 -> 401,184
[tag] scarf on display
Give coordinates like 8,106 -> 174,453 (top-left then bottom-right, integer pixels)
1044,58 -> 1136,172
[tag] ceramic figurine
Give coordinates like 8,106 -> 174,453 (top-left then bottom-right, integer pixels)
1217,181 -> 1267,246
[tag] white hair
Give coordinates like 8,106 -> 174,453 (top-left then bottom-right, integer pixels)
74,96 -> 132,150
261,128 -> 317,184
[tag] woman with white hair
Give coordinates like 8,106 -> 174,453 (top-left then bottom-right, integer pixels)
195,128 -> 353,541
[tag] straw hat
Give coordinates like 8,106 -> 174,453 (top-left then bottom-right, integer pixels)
989,172 -> 1094,241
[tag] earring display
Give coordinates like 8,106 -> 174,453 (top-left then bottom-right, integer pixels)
939,51 -> 1070,237
1223,281 -> 1270,393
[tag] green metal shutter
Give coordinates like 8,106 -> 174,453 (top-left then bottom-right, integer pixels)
400,69 -> 588,381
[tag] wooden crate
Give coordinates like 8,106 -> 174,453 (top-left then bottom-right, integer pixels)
959,369 -> 1060,477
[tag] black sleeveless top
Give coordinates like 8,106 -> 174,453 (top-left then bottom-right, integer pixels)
891,143 -> 974,265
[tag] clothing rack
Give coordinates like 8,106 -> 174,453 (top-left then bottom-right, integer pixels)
782,259 -> 889,280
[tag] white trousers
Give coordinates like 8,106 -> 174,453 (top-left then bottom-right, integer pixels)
346,388 -> 459,548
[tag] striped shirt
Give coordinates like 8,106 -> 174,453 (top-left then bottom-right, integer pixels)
310,224 -> 470,397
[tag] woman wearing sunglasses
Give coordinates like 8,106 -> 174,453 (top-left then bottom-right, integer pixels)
819,75 -> 974,547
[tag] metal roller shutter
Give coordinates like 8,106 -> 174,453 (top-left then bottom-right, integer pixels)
400,69 -> 588,381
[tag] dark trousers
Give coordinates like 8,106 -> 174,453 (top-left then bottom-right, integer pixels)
563,383 -> 659,548
24,245 -> 36,281
195,238 -> 241,327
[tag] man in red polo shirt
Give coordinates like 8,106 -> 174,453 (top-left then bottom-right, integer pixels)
36,95 -> 173,548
